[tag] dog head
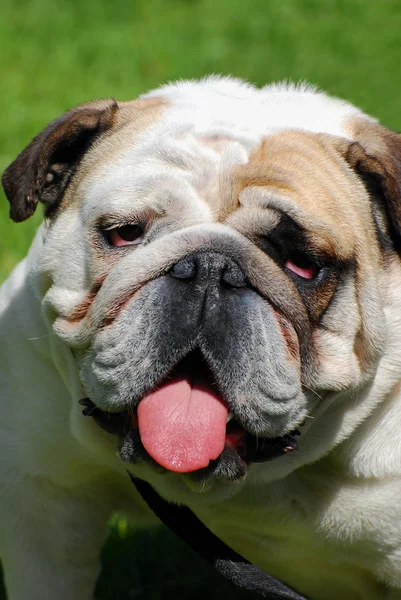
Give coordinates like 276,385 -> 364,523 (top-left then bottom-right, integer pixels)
3,78 -> 401,499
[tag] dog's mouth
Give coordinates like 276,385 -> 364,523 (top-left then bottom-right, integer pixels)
80,349 -> 300,482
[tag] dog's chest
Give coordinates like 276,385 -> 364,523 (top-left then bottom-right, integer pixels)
193,465 -> 401,599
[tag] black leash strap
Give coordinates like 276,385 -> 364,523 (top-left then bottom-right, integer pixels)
129,474 -> 307,600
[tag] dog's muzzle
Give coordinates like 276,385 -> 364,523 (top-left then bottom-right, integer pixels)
78,246 -> 308,483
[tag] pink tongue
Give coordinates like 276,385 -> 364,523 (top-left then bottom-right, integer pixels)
137,377 -> 228,473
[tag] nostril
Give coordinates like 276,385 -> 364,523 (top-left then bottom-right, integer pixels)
169,253 -> 247,288
169,257 -> 197,280
221,263 -> 247,288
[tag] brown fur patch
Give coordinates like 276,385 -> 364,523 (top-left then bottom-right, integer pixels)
227,131 -> 369,261
2,96 -> 167,223
2,100 -> 119,222
224,130 -> 380,325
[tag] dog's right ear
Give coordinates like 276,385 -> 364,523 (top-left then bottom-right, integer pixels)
2,99 -> 118,222
332,118 -> 401,251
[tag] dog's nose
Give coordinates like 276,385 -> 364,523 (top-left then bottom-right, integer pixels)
169,252 -> 247,288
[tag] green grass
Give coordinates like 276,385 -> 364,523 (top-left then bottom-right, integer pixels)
1,0 -> 401,597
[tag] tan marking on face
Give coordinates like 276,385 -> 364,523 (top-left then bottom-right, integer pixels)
223,130 -> 385,332
227,130 -> 380,261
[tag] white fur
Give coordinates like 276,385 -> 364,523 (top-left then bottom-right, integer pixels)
1,77 -> 400,600
143,75 -> 371,139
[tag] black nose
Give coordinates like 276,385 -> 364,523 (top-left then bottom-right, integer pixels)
169,251 -> 247,289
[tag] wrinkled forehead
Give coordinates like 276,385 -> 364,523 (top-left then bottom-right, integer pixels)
70,97 -> 372,257
72,96 -> 254,222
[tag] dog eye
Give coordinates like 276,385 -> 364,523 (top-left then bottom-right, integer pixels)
284,252 -> 319,280
107,224 -> 144,247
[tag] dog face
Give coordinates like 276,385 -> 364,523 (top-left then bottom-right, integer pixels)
3,78 -> 401,498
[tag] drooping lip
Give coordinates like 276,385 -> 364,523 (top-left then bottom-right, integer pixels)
79,348 -> 301,475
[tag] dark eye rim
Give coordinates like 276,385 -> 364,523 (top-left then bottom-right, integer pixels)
284,250 -> 321,280
257,235 -> 326,281
285,250 -> 317,269
286,256 -> 342,290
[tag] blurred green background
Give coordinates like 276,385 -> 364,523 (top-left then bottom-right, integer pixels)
1,0 -> 401,597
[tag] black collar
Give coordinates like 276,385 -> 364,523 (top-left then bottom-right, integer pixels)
129,474 -> 308,600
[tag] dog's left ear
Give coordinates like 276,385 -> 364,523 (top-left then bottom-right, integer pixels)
2,99 -> 118,222
338,118 -> 401,249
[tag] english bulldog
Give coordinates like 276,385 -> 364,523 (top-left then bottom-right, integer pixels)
1,76 -> 401,600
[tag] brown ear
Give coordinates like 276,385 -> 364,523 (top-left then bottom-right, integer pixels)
340,118 -> 401,249
2,99 -> 118,222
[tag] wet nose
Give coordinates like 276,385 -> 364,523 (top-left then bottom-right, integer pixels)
169,251 -> 247,289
